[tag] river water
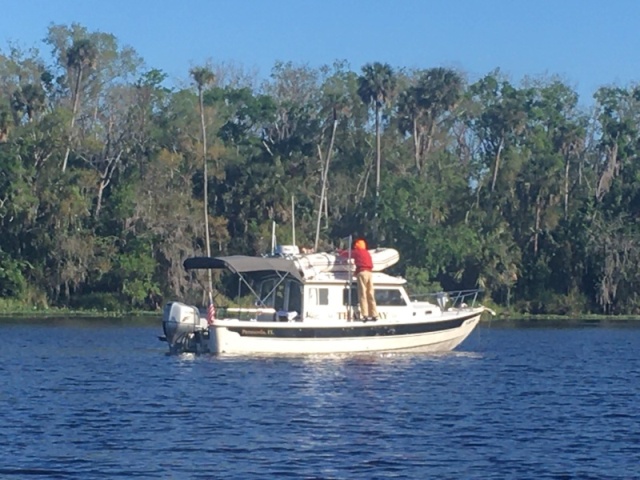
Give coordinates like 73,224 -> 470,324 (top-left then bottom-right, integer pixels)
0,318 -> 638,479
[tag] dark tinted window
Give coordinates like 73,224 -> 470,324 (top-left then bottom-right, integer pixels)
288,283 -> 303,312
375,289 -> 406,306
342,286 -> 358,306
343,287 -> 406,306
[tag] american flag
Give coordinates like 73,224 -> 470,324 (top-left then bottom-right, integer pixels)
206,292 -> 216,325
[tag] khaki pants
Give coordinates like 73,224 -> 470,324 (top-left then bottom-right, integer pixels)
357,270 -> 378,318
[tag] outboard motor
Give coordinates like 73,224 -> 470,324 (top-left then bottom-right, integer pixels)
435,292 -> 449,311
162,302 -> 208,353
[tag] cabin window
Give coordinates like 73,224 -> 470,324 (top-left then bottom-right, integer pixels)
309,287 -> 329,306
342,287 -> 407,306
318,288 -> 329,305
375,289 -> 407,306
342,286 -> 358,306
287,282 -> 303,313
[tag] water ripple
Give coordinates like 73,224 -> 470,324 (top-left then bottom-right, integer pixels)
0,321 -> 639,479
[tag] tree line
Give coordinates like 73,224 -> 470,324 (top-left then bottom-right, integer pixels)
1,23 -> 639,315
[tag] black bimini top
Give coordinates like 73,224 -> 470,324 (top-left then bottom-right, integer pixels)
183,255 -> 303,281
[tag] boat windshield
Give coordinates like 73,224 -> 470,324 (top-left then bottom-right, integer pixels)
259,278 -> 284,309
259,278 -> 303,313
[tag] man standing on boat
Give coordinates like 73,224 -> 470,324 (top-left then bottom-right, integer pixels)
341,238 -> 378,322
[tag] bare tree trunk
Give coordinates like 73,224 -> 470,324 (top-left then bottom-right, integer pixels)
596,142 -> 619,202
95,182 -> 106,219
375,104 -> 381,199
413,118 -> 420,172
422,120 -> 435,172
534,197 -> 541,255
564,156 -> 570,220
579,153 -> 583,186
94,150 -> 123,219
62,68 -> 83,173
490,137 -> 504,193
314,114 -> 338,251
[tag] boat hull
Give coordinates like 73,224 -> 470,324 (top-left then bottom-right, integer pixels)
207,310 -> 482,355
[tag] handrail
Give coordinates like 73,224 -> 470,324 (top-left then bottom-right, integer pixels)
408,289 -> 484,308
198,305 -> 276,321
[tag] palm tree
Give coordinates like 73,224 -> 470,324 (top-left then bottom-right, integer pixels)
357,62 -> 396,199
397,68 -> 463,172
190,66 -> 216,293
62,38 -> 98,172
12,83 -> 46,123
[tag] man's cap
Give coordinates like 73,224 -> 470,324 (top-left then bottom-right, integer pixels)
354,239 -> 367,249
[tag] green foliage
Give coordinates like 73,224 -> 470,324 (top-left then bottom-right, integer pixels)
546,290 -> 591,316
69,292 -> 124,311
0,252 -> 28,298
0,297 -> 31,313
115,240 -> 161,308
2,24 -> 640,316
404,266 -> 443,297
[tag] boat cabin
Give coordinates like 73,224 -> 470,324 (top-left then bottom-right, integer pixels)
255,272 -> 418,323
183,251 -> 444,324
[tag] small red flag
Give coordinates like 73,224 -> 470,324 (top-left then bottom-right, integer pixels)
207,302 -> 215,325
207,292 -> 215,325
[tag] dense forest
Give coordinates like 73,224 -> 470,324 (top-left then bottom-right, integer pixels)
1,23 -> 639,315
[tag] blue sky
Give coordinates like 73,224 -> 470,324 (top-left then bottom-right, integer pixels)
2,0 -> 639,105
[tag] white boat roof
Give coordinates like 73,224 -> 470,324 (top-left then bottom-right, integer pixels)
302,271 -> 406,285
183,253 -> 406,285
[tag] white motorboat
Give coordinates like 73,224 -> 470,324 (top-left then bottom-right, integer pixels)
161,246 -> 491,355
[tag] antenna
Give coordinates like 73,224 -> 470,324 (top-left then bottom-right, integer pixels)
291,195 -> 296,247
271,221 -> 276,255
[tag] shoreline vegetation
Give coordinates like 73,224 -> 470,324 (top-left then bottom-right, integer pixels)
2,23 -> 640,317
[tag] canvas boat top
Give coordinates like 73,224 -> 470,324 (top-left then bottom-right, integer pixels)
184,255 -> 304,281
183,247 -> 401,283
